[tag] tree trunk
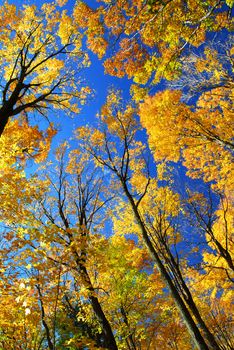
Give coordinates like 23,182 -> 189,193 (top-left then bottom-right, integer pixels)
0,108 -> 11,136
76,257 -> 118,350
122,182 -> 220,350
165,246 -> 221,350
36,285 -> 54,350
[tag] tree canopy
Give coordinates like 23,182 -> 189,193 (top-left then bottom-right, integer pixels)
0,1 -> 233,350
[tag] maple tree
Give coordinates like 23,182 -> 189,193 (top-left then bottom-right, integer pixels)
74,91 -> 233,350
0,1 -> 90,137
0,144 -> 169,349
3,145 -> 119,349
75,0 -> 233,85
1,88 -> 232,349
0,0 -> 233,349
139,45 -> 234,193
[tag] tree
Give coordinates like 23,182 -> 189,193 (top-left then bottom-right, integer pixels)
75,92 -> 226,350
75,0 -> 232,86
9,145 -> 118,349
0,1 -> 233,348
139,84 -> 234,193
0,1 -> 90,137
185,190 -> 234,277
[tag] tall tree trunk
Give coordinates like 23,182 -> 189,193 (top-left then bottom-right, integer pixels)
58,195 -> 118,349
75,255 -> 118,350
36,285 -> 54,350
122,182 -> 220,350
165,246 -> 221,350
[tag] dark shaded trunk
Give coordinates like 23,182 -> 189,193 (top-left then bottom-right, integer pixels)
58,184 -> 118,350
164,245 -> 221,350
0,112 -> 10,137
36,285 -> 54,350
78,260 -> 118,350
212,236 -> 234,272
0,76 -> 26,136
122,182 -> 220,350
64,295 -> 105,348
120,306 -> 137,350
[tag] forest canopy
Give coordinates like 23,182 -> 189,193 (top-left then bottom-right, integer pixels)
0,1 -> 233,349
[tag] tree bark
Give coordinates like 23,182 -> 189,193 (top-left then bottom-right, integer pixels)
122,182 -> 220,350
36,284 -> 54,350
77,259 -> 118,350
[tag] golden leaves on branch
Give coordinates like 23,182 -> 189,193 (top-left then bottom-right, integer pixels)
139,87 -> 234,192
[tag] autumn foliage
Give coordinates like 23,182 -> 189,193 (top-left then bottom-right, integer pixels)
0,1 -> 233,350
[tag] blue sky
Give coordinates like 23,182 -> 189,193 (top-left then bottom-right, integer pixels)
9,0 -> 131,141
5,0 -> 226,275
9,0 -> 226,197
